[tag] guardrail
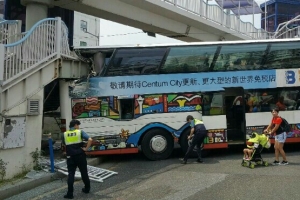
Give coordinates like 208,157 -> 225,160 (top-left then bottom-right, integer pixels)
272,15 -> 300,39
0,17 -> 71,85
162,0 -> 267,39
0,19 -> 22,44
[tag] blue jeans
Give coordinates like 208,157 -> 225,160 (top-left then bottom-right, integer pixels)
275,132 -> 286,143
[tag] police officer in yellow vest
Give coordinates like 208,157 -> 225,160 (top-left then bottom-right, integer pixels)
62,120 -> 93,199
181,115 -> 207,164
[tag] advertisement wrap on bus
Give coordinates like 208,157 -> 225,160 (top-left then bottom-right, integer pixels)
61,39 -> 300,160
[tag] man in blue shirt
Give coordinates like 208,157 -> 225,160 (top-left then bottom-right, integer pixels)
181,115 -> 207,164
62,120 -> 93,199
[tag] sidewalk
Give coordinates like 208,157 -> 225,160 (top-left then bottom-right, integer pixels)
0,155 -> 103,199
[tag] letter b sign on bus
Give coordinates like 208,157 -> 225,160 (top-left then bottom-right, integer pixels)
285,70 -> 296,84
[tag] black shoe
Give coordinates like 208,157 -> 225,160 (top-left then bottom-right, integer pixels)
181,160 -> 187,164
64,194 -> 74,199
196,159 -> 204,163
272,160 -> 280,165
280,160 -> 289,165
82,188 -> 90,194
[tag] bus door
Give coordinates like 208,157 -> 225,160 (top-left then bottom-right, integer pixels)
117,95 -> 135,120
224,87 -> 246,144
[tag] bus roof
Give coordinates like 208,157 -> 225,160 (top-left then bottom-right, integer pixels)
74,38 -> 300,53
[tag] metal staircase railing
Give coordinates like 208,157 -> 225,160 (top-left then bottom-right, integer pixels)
0,17 -> 73,89
0,17 -> 89,116
271,15 -> 300,39
162,0 -> 267,40
0,19 -> 22,44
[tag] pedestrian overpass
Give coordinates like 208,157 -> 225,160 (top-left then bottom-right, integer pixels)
52,0 -> 265,41
21,0 -> 266,42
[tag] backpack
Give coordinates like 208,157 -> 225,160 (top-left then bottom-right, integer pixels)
280,117 -> 291,133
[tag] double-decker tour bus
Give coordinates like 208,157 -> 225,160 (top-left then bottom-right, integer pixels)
60,38 -> 300,160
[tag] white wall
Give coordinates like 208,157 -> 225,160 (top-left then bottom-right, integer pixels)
73,11 -> 100,47
0,90 -> 44,179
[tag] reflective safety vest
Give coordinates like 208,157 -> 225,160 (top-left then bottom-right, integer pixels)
193,119 -> 206,132
194,119 -> 204,126
64,129 -> 82,145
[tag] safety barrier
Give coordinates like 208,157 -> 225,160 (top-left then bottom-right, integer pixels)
162,0 -> 267,39
272,15 -> 300,39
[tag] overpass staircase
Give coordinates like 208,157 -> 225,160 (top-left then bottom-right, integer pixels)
0,17 -> 89,118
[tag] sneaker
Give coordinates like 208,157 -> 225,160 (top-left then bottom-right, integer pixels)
272,160 -> 280,165
280,161 -> 289,165
196,159 -> 204,163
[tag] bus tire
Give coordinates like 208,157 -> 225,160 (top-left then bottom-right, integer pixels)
141,129 -> 174,161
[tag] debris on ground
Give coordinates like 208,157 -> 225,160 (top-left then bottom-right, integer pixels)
39,157 -> 118,183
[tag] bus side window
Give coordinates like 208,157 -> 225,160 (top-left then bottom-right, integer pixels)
119,99 -> 134,120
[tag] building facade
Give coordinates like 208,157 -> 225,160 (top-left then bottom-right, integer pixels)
73,11 -> 100,47
261,0 -> 300,32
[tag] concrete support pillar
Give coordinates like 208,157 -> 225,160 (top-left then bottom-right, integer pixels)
21,0 -> 52,31
93,52 -> 105,75
59,80 -> 72,125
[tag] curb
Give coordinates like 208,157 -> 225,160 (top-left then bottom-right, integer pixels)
0,157 -> 103,200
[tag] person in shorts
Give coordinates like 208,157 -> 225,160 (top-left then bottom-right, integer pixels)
264,108 -> 288,165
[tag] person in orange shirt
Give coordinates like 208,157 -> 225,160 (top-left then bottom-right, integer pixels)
276,96 -> 286,111
264,108 -> 288,165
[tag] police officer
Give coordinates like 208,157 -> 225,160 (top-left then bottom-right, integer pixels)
181,115 -> 207,164
62,119 -> 93,199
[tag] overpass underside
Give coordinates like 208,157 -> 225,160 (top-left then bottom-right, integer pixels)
52,0 -> 255,42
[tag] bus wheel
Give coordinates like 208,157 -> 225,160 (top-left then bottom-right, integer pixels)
141,129 -> 174,161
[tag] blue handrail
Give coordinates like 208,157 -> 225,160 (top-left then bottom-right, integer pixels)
4,18 -> 57,48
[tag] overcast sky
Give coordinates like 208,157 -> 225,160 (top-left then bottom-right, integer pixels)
99,0 -> 268,45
